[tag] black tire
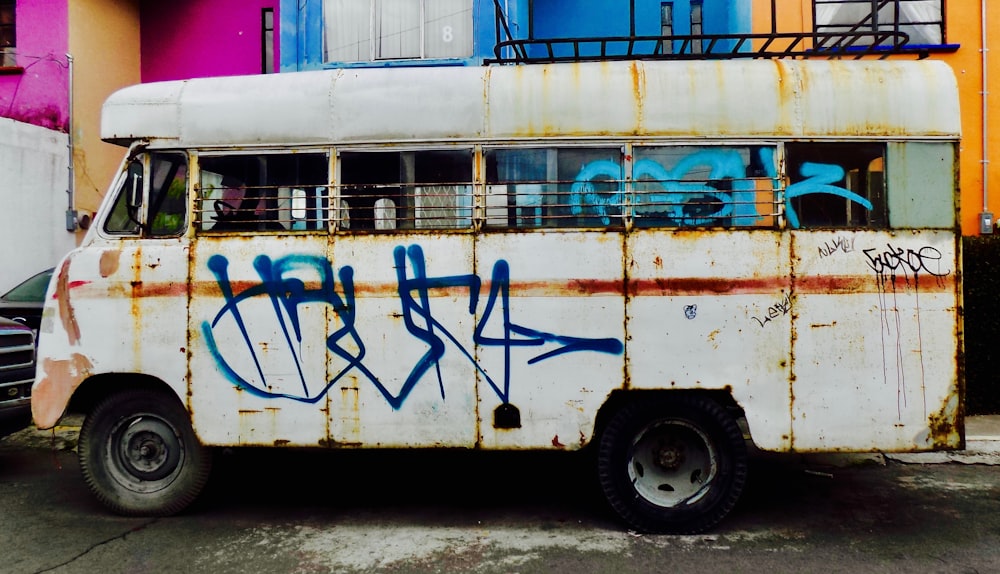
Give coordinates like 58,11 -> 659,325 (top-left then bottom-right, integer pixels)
597,394 -> 748,534
79,389 -> 212,516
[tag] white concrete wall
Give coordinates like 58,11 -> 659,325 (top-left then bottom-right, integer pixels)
0,117 -> 77,293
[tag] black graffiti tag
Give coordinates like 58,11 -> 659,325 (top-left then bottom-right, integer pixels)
818,235 -> 855,258
751,293 -> 792,328
862,244 -> 950,280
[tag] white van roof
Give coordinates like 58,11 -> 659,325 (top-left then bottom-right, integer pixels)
101,59 -> 961,147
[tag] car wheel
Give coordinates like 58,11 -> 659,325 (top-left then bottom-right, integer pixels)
597,394 -> 748,534
79,389 -> 211,516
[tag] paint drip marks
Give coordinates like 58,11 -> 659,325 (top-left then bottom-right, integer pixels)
863,242 -> 952,419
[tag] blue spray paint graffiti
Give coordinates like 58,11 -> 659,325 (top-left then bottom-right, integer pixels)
564,148 -> 872,229
785,162 -> 873,229
203,246 -> 623,409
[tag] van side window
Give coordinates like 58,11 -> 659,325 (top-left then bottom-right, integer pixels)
784,143 -> 886,229
337,150 -> 473,231
484,147 -> 624,229
104,158 -> 144,235
147,154 -> 189,236
632,145 -> 778,228
198,152 -> 330,232
103,152 -> 188,237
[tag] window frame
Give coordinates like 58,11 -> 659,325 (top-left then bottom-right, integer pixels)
103,151 -> 190,238
262,8 -> 275,74
335,146 -> 476,232
195,149 -> 332,233
812,0 -> 946,48
323,0 -> 473,64
0,0 -> 15,67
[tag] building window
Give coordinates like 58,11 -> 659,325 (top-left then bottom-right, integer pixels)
324,0 -> 472,63
660,3 -> 673,54
262,8 -> 275,74
690,0 -> 703,54
0,0 -> 14,67
814,0 -> 944,46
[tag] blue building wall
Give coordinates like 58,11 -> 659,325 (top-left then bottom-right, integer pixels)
280,0 -> 516,71
280,0 -> 749,71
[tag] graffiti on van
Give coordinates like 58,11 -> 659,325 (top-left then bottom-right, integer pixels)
862,244 -> 950,283
202,245 -> 623,409
565,149 -> 874,229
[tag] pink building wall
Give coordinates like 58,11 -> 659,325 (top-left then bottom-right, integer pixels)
0,0 -> 70,131
141,0 -> 279,82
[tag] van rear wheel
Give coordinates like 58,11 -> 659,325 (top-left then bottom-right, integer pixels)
596,394 -> 748,534
79,389 -> 211,516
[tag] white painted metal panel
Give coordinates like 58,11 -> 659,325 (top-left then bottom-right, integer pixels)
486,62 -> 640,139
101,61 -> 961,147
627,230 -> 793,450
790,230 -> 961,451
792,61 -> 961,138
331,67 -> 486,143
33,241 -> 191,429
100,80 -> 185,145
475,232 -> 625,449
328,234 -> 478,447
637,60 -> 785,137
181,72 -> 336,147
188,236 -> 332,446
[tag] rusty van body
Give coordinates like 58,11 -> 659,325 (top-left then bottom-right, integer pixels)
32,60 -> 963,533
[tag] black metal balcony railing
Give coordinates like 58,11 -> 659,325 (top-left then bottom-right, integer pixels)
488,31 -> 917,65
487,0 -> 936,65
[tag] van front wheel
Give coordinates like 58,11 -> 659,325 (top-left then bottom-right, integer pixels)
597,395 -> 748,534
79,390 -> 211,516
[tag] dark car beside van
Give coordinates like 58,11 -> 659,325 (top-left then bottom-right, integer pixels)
0,317 -> 35,438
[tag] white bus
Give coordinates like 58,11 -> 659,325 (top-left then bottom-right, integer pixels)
32,59 -> 963,534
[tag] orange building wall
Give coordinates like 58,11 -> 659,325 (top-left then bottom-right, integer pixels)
752,1 -> 997,235
68,0 -> 141,233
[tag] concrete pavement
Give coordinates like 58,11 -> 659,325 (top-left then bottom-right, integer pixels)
885,414 -> 1000,465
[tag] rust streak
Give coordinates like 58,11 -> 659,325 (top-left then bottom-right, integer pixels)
55,259 -> 81,345
60,273 -> 958,301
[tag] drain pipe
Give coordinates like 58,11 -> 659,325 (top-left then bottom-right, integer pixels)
65,52 -> 76,231
981,1 -> 992,233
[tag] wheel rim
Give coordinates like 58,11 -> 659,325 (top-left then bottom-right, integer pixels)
627,419 -> 718,508
107,415 -> 185,493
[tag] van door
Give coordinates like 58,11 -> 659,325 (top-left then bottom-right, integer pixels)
71,151 -> 192,414
328,149 -> 479,447
187,151 -> 333,447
